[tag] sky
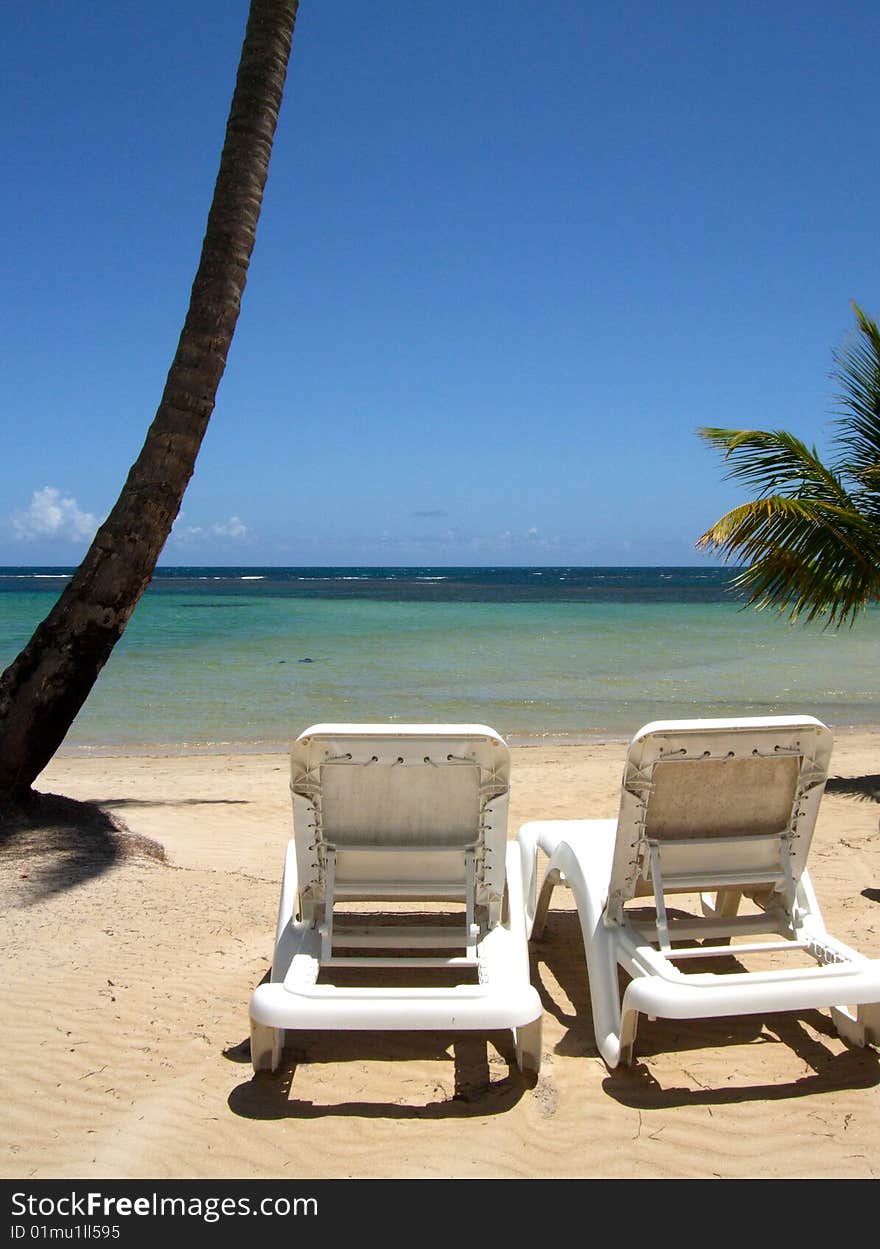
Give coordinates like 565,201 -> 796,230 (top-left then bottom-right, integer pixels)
2,1 -> 879,567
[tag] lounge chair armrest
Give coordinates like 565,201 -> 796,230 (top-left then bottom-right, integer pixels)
504,842 -> 531,980
274,839 -> 300,948
517,822 -> 541,938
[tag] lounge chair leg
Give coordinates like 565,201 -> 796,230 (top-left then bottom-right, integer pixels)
514,1017 -> 542,1075
860,1004 -> 880,1046
831,1003 -> 880,1048
618,1008 -> 639,1066
532,870 -> 560,940
701,888 -> 742,919
250,1021 -> 284,1073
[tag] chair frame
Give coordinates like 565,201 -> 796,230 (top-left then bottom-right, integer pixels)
250,723 -> 542,1075
518,716 -> 880,1068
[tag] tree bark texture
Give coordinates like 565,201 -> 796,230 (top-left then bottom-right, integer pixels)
0,0 -> 299,793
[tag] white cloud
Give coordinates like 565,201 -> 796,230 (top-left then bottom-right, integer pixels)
211,515 -> 249,540
169,513 -> 251,546
12,487 -> 97,543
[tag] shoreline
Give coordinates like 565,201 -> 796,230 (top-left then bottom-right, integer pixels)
52,717 -> 880,760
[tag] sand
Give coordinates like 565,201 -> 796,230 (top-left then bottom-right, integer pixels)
2,733 -> 879,1180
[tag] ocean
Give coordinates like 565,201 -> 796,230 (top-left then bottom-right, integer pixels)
1,566 -> 878,755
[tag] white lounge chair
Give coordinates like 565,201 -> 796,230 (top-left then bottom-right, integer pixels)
518,716 -> 880,1069
250,723 -> 542,1076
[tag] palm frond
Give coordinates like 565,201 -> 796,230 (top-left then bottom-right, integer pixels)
697,427 -> 851,504
830,304 -> 880,482
697,494 -> 880,625
698,307 -> 880,626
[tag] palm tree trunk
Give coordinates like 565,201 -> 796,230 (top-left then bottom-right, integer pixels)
0,0 -> 300,795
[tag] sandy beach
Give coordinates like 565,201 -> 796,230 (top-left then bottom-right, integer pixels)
2,732 -> 879,1180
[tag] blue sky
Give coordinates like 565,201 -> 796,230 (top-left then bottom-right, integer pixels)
2,1 -> 878,566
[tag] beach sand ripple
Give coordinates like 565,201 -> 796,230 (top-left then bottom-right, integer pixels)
2,740 -> 879,1179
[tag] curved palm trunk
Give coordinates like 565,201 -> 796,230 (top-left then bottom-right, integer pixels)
0,0 -> 300,795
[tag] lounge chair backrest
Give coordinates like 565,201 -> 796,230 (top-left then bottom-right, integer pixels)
319,763 -> 480,846
290,723 -> 510,915
607,716 -> 832,915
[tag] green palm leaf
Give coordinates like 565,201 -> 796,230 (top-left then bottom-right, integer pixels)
697,494 -> 880,625
828,302 -> 878,477
831,304 -> 880,508
697,306 -> 880,626
698,428 -> 851,503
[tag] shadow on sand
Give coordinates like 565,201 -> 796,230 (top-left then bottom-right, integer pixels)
530,910 -> 880,1107
225,1030 -> 535,1120
0,789 -> 165,905
825,774 -> 880,803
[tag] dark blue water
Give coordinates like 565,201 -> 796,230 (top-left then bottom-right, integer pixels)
0,564 -> 743,602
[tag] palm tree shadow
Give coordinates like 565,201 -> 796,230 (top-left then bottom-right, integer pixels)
825,775 -> 880,803
0,790 -> 165,906
96,797 -> 249,809
226,1030 -> 532,1120
532,910 -> 880,1105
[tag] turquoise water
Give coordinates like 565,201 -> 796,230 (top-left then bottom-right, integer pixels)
1,568 -> 878,753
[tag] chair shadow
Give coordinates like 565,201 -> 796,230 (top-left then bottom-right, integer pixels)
226,1030 -> 533,1120
0,790 -> 165,905
531,910 -> 880,1107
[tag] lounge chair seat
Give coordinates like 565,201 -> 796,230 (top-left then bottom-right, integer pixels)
518,716 -> 880,1068
250,723 -> 542,1075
